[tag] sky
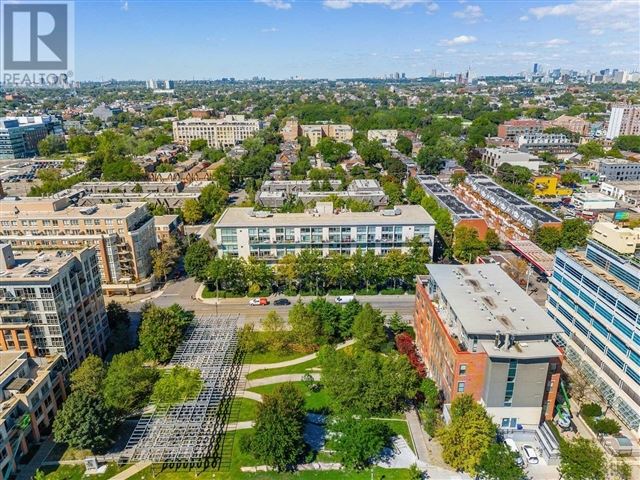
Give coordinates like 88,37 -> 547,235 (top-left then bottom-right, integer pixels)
73,0 -> 640,80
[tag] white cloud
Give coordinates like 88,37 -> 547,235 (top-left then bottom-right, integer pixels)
453,4 -> 483,22
120,0 -> 129,11
439,35 -> 477,46
413,48 -> 422,52
255,0 -> 292,10
519,15 -> 529,21
261,27 -> 279,32
526,38 -> 570,48
323,0 -> 439,11
590,28 -> 603,35
529,0 -> 639,32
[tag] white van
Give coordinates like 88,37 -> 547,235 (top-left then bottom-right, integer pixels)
335,295 -> 355,304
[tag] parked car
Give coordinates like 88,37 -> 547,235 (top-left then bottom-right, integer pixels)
273,298 -> 291,306
521,444 -> 539,465
249,297 -> 269,306
504,439 -> 524,466
335,295 -> 354,304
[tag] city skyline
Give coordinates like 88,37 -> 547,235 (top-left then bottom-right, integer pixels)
74,0 -> 640,81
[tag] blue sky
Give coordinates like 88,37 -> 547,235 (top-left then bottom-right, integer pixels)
74,0 -> 640,80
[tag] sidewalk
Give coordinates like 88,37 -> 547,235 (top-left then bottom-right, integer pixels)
15,438 -> 56,480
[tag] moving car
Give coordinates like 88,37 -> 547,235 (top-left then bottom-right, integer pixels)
335,295 -> 354,304
249,297 -> 269,306
273,298 -> 291,306
521,444 -> 539,465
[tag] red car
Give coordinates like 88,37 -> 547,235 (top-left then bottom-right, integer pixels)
249,297 -> 269,306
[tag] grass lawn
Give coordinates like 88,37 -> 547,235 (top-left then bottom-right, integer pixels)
45,443 -> 93,462
230,396 -> 260,422
246,349 -> 310,364
128,467 -> 415,479
373,419 -> 415,454
248,382 -> 330,413
246,357 -> 320,380
41,463 -> 128,480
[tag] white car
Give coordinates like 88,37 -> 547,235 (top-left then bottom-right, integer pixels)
521,444 -> 539,465
335,295 -> 354,304
504,439 -> 524,466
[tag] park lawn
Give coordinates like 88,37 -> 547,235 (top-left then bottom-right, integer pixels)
246,349 -> 310,364
246,357 -> 320,380
230,396 -> 260,422
41,463 -> 128,480
373,419 -> 415,454
248,382 -> 330,413
128,468 -> 415,480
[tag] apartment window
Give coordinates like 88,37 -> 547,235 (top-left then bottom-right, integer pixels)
458,364 -> 467,375
457,381 -> 465,393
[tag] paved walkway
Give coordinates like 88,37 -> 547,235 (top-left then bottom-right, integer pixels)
239,390 -> 264,402
244,339 -> 355,372
226,421 -> 255,431
405,408 -> 430,463
15,437 -> 55,480
108,461 -> 152,480
245,373 -> 321,389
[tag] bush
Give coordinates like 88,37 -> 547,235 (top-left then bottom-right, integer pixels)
380,287 -> 405,295
356,288 -> 378,295
591,417 -> 621,436
580,403 -> 602,418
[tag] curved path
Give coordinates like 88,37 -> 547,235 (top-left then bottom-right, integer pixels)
245,373 -> 321,390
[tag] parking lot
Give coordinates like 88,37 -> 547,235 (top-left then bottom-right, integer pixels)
0,159 -> 79,196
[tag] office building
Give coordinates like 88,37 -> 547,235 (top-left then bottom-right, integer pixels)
0,244 -> 109,369
480,147 -> 544,173
606,105 -> 640,140
0,196 -> 156,294
0,117 -> 53,160
414,264 -> 563,428
546,224 -> 640,435
517,134 -> 576,156
214,202 -> 434,260
497,119 -> 545,142
417,175 -> 488,239
590,157 -> 640,182
455,175 -> 562,241
172,115 -> 262,149
0,351 -> 66,479
571,192 -> 617,211
600,181 -> 640,206
282,119 -> 353,146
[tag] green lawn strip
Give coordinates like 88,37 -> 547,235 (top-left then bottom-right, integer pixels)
248,382 -> 330,413
41,463 -> 128,480
230,396 -> 260,422
246,357 -> 320,380
372,418 -> 415,454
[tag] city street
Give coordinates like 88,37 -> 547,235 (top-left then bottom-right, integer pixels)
112,276 -> 417,325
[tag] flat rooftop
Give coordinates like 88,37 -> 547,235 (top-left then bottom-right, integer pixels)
0,199 -> 147,219
0,250 -> 77,282
417,175 -> 481,219
426,263 -> 562,337
216,205 -> 434,228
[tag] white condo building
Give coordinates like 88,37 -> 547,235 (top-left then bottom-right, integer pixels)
172,115 -> 262,149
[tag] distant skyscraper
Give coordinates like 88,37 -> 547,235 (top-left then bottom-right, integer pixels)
533,63 -> 539,74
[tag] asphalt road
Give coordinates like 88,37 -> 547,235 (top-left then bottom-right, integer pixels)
113,276 -> 416,325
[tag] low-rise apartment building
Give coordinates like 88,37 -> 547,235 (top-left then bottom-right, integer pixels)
214,202 -> 434,260
367,129 -> 398,145
0,352 -> 66,480
416,175 -> 488,239
455,175 -> 562,241
548,115 -> 591,137
517,134 -> 576,156
414,264 -> 563,428
600,181 -> 640,205
282,119 -> 353,146
0,244 -> 109,369
480,147 -> 544,173
546,224 -> 640,435
497,119 -> 545,142
0,196 -> 156,294
172,115 -> 262,149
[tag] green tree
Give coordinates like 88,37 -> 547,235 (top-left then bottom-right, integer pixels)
560,171 -> 581,186
477,443 -> 523,480
438,394 -> 496,475
184,239 -> 214,280
189,139 -> 208,151
37,134 -> 66,156
558,438 -> 607,480
614,135 -> 640,153
261,310 -> 290,353
70,355 -> 106,397
485,229 -> 501,250
450,171 -> 467,187
102,350 -> 159,415
395,135 -> 413,155
182,199 -> 204,225
352,304 -> 387,351
288,301 -> 322,351
199,184 -> 229,218
577,141 -> 606,160
357,139 -> 389,166
611,459 -> 632,480
53,391 -> 116,452
560,218 -> 590,250
151,366 -> 202,407
534,225 -> 563,253
138,304 -> 193,363
339,299 -> 362,339
453,225 -> 489,262
249,383 -> 306,471
325,253 -> 354,291
332,417 -> 392,470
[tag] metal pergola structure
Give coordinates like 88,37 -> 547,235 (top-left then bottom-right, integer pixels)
120,314 -> 242,469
